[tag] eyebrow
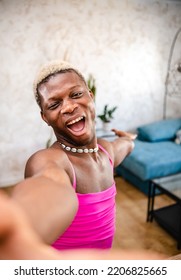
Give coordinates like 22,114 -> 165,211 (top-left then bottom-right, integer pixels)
46,85 -> 85,101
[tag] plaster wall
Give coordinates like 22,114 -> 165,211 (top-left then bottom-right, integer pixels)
0,0 -> 181,186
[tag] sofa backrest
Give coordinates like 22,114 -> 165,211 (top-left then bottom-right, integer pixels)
137,118 -> 181,142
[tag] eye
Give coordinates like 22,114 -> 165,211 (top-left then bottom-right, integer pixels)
72,92 -> 83,98
48,102 -> 60,110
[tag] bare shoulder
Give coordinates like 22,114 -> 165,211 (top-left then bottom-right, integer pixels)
97,138 -> 114,159
25,143 -> 68,178
97,134 -> 135,167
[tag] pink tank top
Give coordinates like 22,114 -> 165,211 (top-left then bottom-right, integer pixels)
52,144 -> 116,250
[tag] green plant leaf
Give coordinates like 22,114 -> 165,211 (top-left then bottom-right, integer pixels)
87,74 -> 96,97
97,104 -> 117,123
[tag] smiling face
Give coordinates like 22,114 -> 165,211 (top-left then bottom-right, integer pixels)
38,70 -> 96,147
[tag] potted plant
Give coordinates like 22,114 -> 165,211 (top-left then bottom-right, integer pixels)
97,104 -> 117,131
87,74 -> 96,100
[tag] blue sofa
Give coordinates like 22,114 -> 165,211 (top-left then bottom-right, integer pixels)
116,118 -> 181,195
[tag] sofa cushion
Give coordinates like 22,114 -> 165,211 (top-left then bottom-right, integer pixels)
121,139 -> 181,181
137,118 -> 181,142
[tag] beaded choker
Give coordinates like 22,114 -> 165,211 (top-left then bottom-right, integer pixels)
59,142 -> 99,153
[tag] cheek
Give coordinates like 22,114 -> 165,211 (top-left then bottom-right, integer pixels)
43,111 -> 60,126
89,102 -> 96,120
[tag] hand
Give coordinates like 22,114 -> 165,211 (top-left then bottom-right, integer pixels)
112,129 -> 137,140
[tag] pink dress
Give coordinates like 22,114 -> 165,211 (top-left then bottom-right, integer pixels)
52,144 -> 116,250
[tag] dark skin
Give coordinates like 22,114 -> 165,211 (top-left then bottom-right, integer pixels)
12,70 -> 135,245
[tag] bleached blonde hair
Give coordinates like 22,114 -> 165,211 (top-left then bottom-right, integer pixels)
33,60 -> 86,107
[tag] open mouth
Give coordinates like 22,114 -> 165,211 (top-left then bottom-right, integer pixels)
67,116 -> 85,132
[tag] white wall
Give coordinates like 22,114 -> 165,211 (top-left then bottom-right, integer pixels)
0,0 -> 181,186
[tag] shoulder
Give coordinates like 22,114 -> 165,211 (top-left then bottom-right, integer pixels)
97,138 -> 114,160
25,142 -> 69,178
97,135 -> 134,167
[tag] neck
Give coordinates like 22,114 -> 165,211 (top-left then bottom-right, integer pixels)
58,141 -> 99,154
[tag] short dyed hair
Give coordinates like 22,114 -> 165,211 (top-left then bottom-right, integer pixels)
33,60 -> 86,106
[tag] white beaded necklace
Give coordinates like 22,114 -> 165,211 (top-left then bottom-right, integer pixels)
59,142 -> 99,153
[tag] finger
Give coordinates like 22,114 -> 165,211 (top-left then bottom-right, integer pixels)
112,129 -> 137,139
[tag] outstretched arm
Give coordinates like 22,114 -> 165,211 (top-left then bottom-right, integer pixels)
0,190 -> 61,260
11,170 -> 78,245
111,129 -> 137,167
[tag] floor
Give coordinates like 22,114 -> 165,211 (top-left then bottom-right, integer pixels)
113,176 -> 181,258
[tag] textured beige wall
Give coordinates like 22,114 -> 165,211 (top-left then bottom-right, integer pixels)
0,0 -> 181,186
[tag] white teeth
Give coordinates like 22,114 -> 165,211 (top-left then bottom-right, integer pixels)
67,116 -> 83,126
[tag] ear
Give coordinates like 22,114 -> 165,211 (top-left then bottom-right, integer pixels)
88,90 -> 95,101
40,111 -> 50,126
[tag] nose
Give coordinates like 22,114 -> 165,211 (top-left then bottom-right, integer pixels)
61,100 -> 78,114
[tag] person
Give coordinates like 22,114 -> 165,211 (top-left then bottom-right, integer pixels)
11,60 -> 137,251
0,190 -> 165,260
